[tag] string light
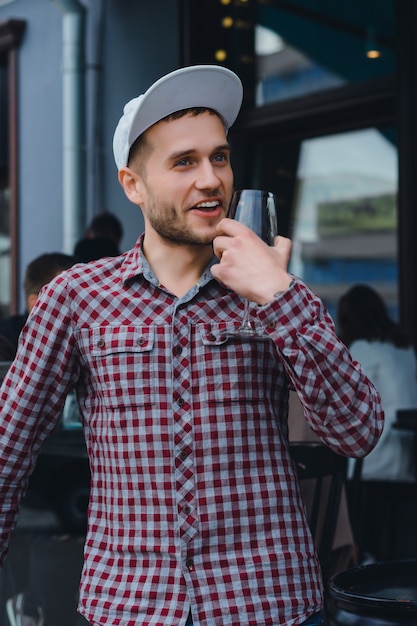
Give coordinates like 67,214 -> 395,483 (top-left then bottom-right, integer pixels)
215,49 -> 228,62
221,16 -> 234,29
366,27 -> 381,59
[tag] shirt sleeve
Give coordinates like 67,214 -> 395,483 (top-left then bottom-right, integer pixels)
0,273 -> 77,564
256,278 -> 384,458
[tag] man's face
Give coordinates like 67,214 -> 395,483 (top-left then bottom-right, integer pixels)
130,111 -> 234,247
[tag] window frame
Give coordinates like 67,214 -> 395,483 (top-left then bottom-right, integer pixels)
0,18 -> 25,314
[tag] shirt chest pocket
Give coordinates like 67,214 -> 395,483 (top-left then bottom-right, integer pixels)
197,324 -> 270,403
85,325 -> 158,408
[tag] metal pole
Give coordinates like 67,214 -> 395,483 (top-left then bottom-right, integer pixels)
51,0 -> 86,254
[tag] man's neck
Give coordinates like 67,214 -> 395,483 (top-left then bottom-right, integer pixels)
142,235 -> 213,298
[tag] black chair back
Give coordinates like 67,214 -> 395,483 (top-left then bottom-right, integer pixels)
290,441 -> 348,582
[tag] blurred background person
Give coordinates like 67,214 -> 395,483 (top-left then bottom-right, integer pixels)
337,283 -> 417,563
73,211 -> 123,262
337,283 -> 417,483
84,211 -> 123,251
0,253 -> 75,362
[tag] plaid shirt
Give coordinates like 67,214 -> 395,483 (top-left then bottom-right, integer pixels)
0,236 -> 383,626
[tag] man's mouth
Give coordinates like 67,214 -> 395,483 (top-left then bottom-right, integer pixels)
193,200 -> 221,212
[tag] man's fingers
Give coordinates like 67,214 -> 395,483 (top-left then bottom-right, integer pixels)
212,235 -> 233,259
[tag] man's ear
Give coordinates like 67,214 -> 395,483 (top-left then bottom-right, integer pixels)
27,293 -> 38,313
118,167 -> 145,205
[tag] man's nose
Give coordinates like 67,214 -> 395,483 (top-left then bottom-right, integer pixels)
195,161 -> 221,189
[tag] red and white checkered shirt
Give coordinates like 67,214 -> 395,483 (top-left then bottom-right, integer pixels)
0,236 -> 383,626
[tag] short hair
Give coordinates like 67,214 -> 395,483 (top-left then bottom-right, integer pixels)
87,212 -> 123,245
23,253 -> 75,298
337,284 -> 410,349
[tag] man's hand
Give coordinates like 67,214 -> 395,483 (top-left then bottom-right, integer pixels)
211,218 -> 293,305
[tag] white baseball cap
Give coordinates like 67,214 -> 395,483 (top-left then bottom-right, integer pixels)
112,65 -> 243,170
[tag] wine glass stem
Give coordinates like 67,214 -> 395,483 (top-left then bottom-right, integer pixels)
240,299 -> 254,332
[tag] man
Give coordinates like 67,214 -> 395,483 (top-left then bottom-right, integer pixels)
0,66 -> 383,626
0,252 -> 75,361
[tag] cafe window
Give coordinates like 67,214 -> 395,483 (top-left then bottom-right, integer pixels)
244,117 -> 398,325
288,126 -> 398,323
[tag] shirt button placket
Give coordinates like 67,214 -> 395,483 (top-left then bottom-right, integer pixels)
172,315 -> 197,543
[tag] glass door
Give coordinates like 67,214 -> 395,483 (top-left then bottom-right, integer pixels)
289,126 -> 398,323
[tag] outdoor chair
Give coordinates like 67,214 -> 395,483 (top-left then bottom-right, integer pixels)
290,441 -> 349,585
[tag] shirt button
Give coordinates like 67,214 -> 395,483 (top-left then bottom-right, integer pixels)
179,450 -> 188,461
173,345 -> 182,355
186,558 -> 194,571
137,337 -> 146,346
208,333 -> 216,342
183,505 -> 191,515
97,339 -> 105,348
177,397 -> 185,407
267,321 -> 276,329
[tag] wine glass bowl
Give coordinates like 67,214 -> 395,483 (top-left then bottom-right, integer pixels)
228,189 -> 278,246
226,189 -> 279,337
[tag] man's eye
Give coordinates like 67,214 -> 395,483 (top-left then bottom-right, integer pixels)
213,153 -> 228,163
176,158 -> 191,167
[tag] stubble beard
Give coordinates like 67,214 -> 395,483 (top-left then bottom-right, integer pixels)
147,201 -> 216,247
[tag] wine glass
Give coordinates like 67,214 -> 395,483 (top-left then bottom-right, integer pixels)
226,189 -> 279,337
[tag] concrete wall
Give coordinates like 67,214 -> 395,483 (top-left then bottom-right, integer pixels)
0,0 -> 180,309
102,0 -> 181,252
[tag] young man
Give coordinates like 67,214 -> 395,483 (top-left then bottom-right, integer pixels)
0,66 -> 383,626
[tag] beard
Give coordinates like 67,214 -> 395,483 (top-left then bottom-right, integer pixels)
146,197 -> 219,247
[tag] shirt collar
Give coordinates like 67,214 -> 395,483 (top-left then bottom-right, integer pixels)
120,234 -> 148,284
121,234 -> 220,290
